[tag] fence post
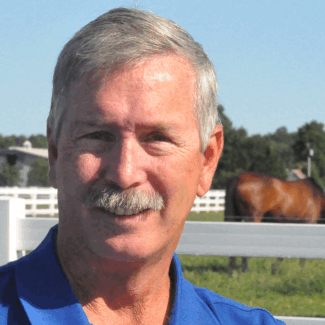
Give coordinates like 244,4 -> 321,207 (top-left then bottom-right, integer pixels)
0,197 -> 25,266
49,193 -> 56,217
32,188 -> 38,217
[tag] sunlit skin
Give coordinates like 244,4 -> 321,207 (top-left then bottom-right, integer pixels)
47,55 -> 223,325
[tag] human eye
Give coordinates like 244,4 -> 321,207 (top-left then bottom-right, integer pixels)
147,132 -> 171,143
83,131 -> 113,141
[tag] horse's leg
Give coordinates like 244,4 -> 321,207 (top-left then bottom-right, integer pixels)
269,217 -> 284,275
299,258 -> 305,268
229,256 -> 237,275
225,214 -> 242,275
241,212 -> 263,272
261,212 -> 285,275
242,257 -> 249,272
271,257 -> 284,275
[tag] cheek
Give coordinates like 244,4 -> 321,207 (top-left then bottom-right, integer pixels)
156,152 -> 202,200
75,153 -> 102,183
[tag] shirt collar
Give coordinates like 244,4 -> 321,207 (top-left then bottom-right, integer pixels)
168,253 -> 206,325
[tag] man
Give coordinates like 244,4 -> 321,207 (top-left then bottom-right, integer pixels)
0,8 -> 285,325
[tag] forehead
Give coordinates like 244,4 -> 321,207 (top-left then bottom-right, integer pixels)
107,55 -> 196,87
70,55 -> 195,97
67,56 -> 197,123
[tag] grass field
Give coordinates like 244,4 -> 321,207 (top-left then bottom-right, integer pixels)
187,211 -> 224,221
182,211 -> 325,317
179,255 -> 325,317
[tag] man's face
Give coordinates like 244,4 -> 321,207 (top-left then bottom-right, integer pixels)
49,55 -> 222,262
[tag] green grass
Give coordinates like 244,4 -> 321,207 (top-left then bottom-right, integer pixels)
178,255 -> 325,317
187,211 -> 224,221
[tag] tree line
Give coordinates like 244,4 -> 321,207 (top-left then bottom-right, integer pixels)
1,108 -> 325,188
0,134 -> 47,149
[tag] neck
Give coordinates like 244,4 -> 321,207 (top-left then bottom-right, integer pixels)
55,229 -> 174,325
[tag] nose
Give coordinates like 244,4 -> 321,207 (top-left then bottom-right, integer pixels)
103,137 -> 147,190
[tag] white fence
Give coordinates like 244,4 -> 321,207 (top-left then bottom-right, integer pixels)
1,197 -> 325,324
0,187 -> 58,217
0,187 -> 225,215
192,189 -> 225,213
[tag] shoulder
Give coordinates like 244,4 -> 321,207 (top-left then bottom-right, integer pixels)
0,261 -> 18,321
0,261 -> 17,300
184,280 -> 285,324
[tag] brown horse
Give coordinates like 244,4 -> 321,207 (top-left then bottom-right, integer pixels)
225,172 -> 325,273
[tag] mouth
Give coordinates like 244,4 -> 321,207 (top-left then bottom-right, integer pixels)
94,207 -> 150,217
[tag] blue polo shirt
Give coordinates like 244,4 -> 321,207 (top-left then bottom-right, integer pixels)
0,226 -> 285,324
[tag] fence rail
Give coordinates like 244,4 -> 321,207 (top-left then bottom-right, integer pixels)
191,189 -> 225,213
0,187 -> 58,217
0,187 -> 226,215
1,197 -> 324,324
177,221 -> 325,259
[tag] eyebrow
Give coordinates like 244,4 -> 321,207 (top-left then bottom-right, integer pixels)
69,119 -> 181,132
70,119 -> 111,130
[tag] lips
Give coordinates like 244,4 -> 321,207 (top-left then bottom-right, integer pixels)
107,207 -> 148,216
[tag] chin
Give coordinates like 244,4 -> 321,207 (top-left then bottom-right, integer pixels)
91,240 -> 156,263
83,225 -> 157,262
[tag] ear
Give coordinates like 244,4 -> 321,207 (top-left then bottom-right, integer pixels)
197,124 -> 224,197
47,125 -> 58,189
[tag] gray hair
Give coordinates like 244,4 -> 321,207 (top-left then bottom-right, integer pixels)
48,7 -> 220,151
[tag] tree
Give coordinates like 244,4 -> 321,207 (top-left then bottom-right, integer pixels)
1,163 -> 20,186
28,134 -> 47,148
266,126 -> 296,169
0,134 -> 16,149
244,135 -> 287,179
212,105 -> 248,188
0,134 -> 48,149
27,158 -> 50,187
268,126 -> 294,145
292,121 -> 325,186
270,140 -> 295,170
15,135 -> 27,146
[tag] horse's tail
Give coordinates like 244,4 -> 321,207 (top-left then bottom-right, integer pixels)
225,175 -> 241,222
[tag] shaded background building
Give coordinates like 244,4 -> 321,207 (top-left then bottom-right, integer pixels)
0,140 -> 48,186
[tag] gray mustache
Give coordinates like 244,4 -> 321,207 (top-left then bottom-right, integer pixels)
83,187 -> 165,212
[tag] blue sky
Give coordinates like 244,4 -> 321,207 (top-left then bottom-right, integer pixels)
1,0 -> 324,137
